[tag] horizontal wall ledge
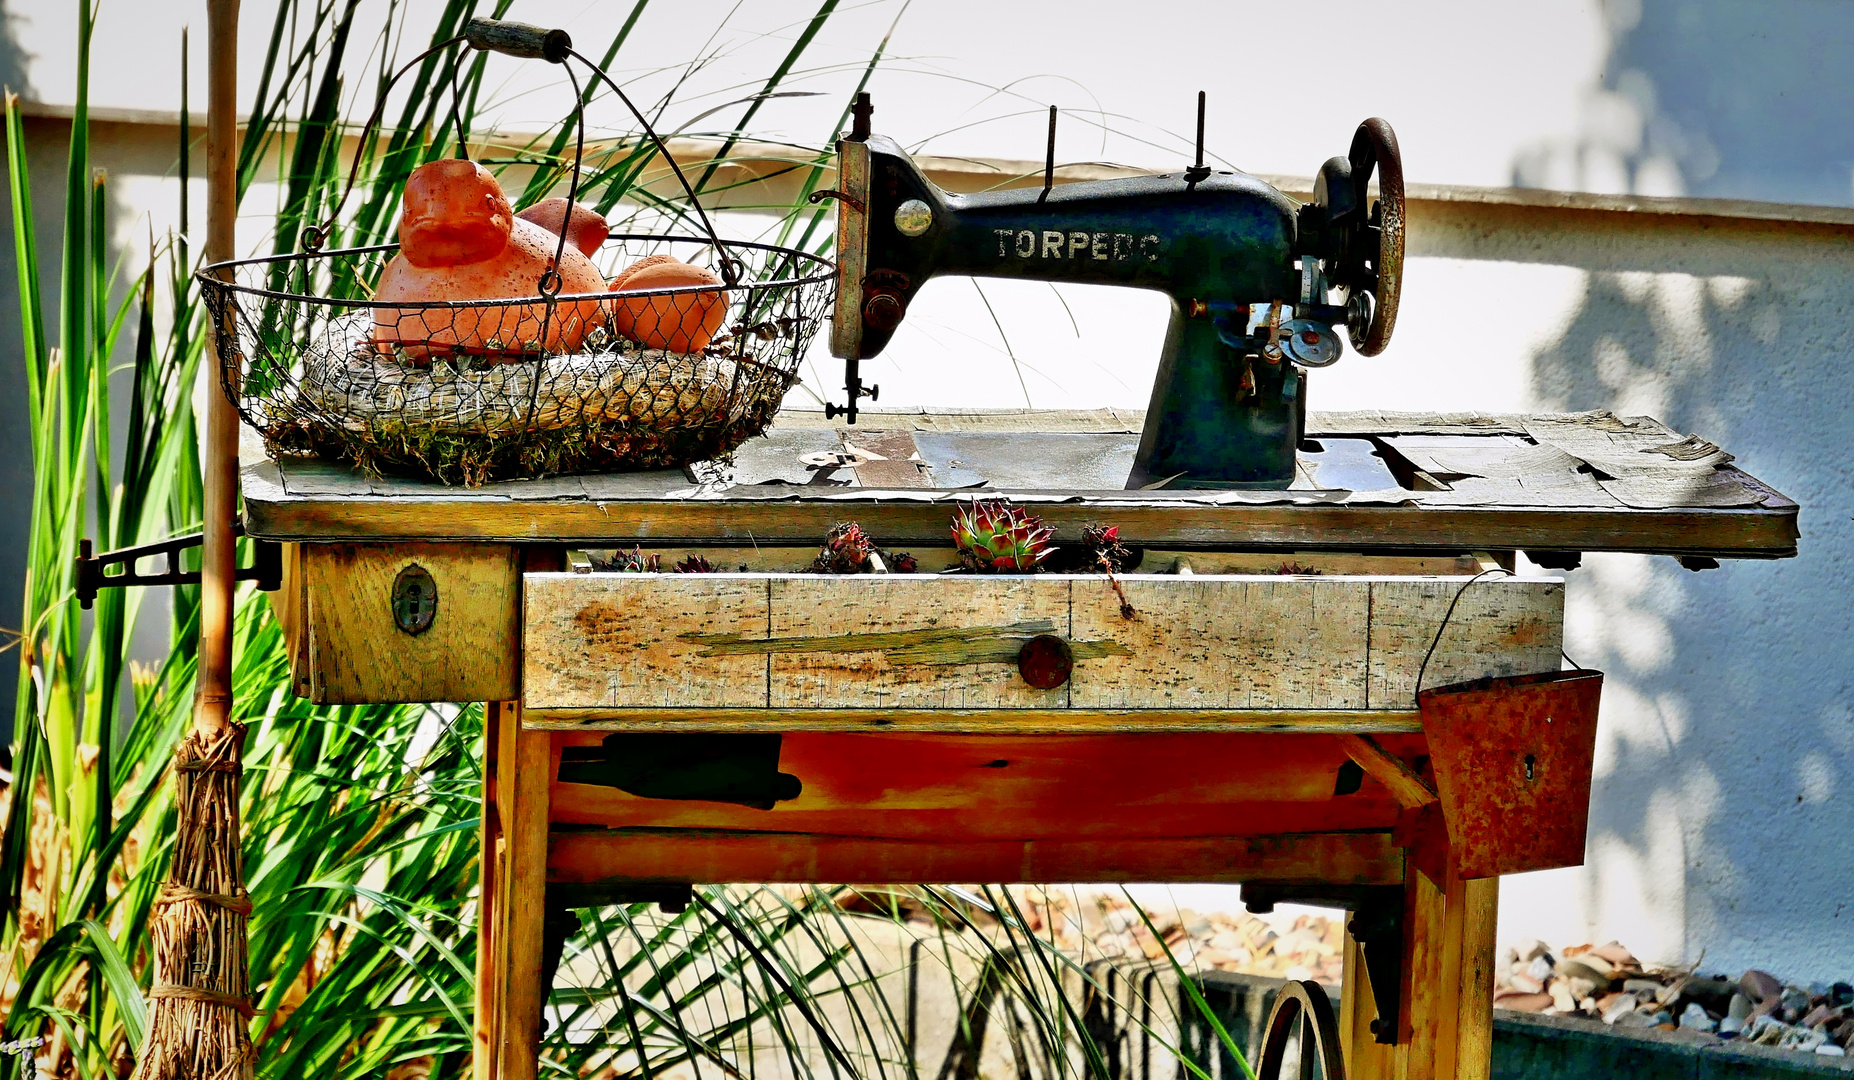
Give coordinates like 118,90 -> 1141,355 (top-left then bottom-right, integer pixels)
16,99 -> 1853,232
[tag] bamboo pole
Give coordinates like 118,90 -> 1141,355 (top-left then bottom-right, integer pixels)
195,0 -> 240,744
133,1 -> 250,1077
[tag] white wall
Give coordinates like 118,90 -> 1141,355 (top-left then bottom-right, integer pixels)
1416,202 -> 1854,982
2,0 -> 1850,982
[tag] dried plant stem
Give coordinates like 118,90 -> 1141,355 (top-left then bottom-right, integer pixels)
1098,554 -> 1137,620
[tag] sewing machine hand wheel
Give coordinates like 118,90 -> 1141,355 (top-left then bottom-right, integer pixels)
1255,979 -> 1348,1080
1321,117 -> 1404,358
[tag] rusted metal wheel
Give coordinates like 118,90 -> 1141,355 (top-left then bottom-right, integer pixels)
1346,117 -> 1404,357
1255,979 -> 1347,1080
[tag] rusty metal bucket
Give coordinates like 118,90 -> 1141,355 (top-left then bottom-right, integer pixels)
1416,669 -> 1604,880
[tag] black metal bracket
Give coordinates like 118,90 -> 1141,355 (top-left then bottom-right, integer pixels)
558,733 -> 802,810
1244,883 -> 1405,1044
76,522 -> 282,609
548,882 -> 693,913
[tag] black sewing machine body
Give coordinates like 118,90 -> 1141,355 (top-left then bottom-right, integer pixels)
827,104 -> 1403,489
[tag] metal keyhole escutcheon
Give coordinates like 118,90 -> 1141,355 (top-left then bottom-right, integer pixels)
392,564 -> 438,635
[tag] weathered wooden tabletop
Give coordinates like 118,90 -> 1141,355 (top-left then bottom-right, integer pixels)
243,408 -> 1798,557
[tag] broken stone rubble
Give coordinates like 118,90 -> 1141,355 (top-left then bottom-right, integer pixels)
835,886 -> 1349,986
1495,938 -> 1854,1058
1003,889 -> 1349,986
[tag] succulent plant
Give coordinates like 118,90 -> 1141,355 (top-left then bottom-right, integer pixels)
952,500 -> 1055,573
674,554 -> 717,573
614,546 -> 660,572
1082,523 -> 1132,572
812,521 -> 876,574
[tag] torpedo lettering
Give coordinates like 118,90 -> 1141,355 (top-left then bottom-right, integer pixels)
1002,229 -> 1160,260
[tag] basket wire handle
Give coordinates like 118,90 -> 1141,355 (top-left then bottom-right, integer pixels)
1413,566 -> 1515,703
562,44 -> 740,286
445,47 -> 472,162
536,56 -> 586,306
301,34 -> 467,253
524,56 -> 589,426
302,17 -> 738,287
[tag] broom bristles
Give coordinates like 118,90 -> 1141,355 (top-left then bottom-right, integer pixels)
131,725 -> 254,1080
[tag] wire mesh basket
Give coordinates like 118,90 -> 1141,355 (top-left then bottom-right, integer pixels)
201,236 -> 830,485
197,18 -> 834,486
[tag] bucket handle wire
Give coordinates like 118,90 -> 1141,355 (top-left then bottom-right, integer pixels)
1414,564 -> 1594,705
299,17 -> 739,287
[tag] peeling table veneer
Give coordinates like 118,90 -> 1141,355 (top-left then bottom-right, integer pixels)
243,408 -> 1798,558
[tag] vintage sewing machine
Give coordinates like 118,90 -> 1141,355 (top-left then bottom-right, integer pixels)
820,92 -> 1403,488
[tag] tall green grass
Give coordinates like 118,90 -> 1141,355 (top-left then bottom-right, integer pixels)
0,3 -> 1246,1078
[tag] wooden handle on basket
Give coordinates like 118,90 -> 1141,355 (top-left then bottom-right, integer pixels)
466,17 -> 571,63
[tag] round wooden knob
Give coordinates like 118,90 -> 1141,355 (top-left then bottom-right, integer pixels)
1017,634 -> 1073,690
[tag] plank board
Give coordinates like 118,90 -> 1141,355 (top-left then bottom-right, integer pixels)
1367,579 -> 1564,707
542,730 -> 1423,840
301,542 -> 520,703
242,410 -> 1799,559
523,572 -> 1562,722
524,574 -> 768,709
1070,577 -> 1370,710
766,576 -> 1073,709
521,707 -> 1424,733
547,829 -> 1406,887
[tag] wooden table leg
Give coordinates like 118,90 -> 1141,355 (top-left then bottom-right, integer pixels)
487,701 -> 551,1080
1356,865 -> 1496,1080
473,705 -> 503,1080
1453,877 -> 1499,1080
1397,868 -> 1456,1080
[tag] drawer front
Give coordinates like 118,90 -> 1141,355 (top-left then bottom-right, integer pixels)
523,573 -> 1563,717
296,542 -> 521,703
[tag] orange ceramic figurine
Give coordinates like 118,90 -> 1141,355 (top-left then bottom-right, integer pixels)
374,160 -> 606,359
609,257 -> 730,353
517,196 -> 610,257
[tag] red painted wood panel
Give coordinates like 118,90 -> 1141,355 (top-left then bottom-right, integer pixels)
548,829 -> 1405,886
544,731 -> 1427,840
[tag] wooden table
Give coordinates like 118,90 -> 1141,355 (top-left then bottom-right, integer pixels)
246,408 -> 1796,1080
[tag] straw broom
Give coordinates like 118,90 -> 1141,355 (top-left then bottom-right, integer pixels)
132,1 -> 252,1076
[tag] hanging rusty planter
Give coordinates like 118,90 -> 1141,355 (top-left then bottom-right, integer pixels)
1417,668 -> 1605,880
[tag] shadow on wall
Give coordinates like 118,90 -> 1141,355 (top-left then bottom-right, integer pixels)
1511,0 -> 1854,207
1497,1 -> 1854,983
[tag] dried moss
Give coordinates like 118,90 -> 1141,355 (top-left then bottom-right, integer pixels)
263,382 -> 784,486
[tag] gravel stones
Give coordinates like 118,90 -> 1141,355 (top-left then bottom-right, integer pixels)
1742,969 -> 1783,1005
1681,1002 -> 1720,1033
1496,938 -> 1854,1060
1494,991 -> 1554,1013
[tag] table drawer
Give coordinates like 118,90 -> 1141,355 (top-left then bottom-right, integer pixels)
522,573 -> 1562,727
